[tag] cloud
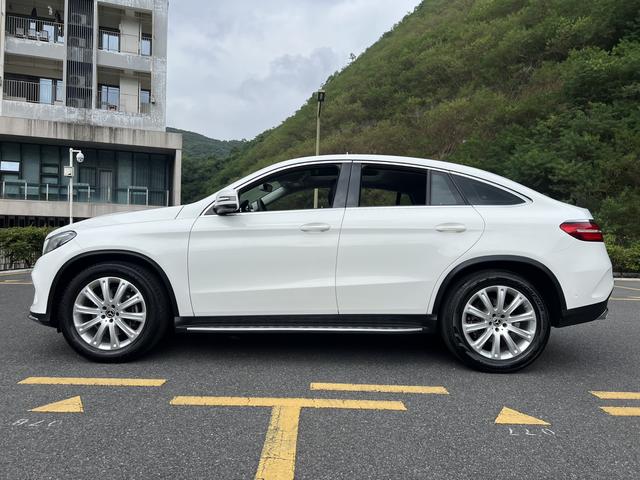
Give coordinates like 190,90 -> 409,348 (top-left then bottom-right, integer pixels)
167,0 -> 420,140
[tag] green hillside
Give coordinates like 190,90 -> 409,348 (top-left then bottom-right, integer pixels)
203,0 -> 640,265
167,128 -> 246,203
167,127 -> 245,159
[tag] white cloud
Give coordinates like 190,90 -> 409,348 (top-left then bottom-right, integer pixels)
167,0 -> 420,140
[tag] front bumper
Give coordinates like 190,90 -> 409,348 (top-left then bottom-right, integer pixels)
29,310 -> 54,328
556,298 -> 610,328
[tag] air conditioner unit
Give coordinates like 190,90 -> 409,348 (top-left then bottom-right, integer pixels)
69,37 -> 87,48
70,13 -> 88,26
68,75 -> 86,87
67,98 -> 86,108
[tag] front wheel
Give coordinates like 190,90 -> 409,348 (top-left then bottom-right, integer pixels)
440,270 -> 551,373
58,262 -> 170,362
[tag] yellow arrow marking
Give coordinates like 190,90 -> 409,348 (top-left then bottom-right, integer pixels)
495,407 -> 550,425
19,376 -> 166,387
30,396 -> 84,413
591,391 -> 640,400
171,396 -> 406,480
310,382 -> 448,395
600,406 -> 640,416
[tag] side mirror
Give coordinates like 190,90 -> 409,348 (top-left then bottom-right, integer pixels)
213,189 -> 240,215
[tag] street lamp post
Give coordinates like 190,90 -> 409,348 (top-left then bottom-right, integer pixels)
315,89 -> 325,156
66,148 -> 84,224
314,90 -> 326,209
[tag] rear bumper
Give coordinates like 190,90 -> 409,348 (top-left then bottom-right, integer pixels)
556,298 -> 609,328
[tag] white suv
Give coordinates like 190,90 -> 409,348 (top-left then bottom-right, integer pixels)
30,155 -> 613,372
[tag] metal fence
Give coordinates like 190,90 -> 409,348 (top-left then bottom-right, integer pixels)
1,180 -> 169,207
0,249 -> 33,271
6,15 -> 65,44
3,79 -> 63,105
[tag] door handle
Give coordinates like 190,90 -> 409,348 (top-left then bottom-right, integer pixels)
436,223 -> 467,233
300,222 -> 331,233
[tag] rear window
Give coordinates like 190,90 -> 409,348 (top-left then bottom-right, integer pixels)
452,175 -> 524,205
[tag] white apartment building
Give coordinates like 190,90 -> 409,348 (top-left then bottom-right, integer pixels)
0,0 -> 182,227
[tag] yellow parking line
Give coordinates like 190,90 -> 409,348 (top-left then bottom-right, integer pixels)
170,396 -> 406,410
19,376 -> 166,387
610,297 -> 640,301
310,382 -> 448,395
0,281 -> 32,285
591,391 -> 640,400
171,396 -> 406,480
614,285 -> 640,292
600,406 -> 640,416
255,405 -> 301,480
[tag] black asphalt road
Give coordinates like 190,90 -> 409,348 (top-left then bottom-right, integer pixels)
0,270 -> 639,480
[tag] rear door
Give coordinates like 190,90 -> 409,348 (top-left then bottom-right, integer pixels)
336,162 -> 485,314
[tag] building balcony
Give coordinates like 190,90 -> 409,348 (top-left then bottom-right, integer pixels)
97,91 -> 152,115
5,14 -> 65,44
3,79 -> 63,106
98,28 -> 152,56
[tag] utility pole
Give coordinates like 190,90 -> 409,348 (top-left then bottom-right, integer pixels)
66,148 -> 84,224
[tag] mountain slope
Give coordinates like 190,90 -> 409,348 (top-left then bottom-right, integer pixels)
167,127 -> 245,159
207,0 -> 640,246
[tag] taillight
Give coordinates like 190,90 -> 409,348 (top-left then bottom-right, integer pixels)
560,221 -> 603,242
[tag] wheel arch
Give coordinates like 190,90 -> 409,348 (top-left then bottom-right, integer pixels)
47,250 -> 180,328
431,255 -> 567,327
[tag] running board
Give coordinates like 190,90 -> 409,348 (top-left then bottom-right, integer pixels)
175,314 -> 436,334
183,326 -> 424,333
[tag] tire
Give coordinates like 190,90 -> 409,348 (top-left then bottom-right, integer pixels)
440,270 -> 551,373
58,261 -> 171,362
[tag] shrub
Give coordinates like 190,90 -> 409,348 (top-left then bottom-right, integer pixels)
0,227 -> 54,269
605,235 -> 640,273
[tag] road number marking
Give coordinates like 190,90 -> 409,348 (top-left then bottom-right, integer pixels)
170,396 -> 406,480
310,383 -> 449,395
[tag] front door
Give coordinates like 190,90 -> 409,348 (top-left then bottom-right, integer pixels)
188,162 -> 350,316
336,163 -> 485,314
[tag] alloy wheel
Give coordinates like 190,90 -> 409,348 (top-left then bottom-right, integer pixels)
72,276 -> 147,351
461,285 -> 537,361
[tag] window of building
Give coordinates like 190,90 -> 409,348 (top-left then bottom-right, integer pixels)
239,164 -> 341,212
140,35 -> 152,56
100,29 -> 120,52
430,171 -> 465,206
359,165 -> 427,207
99,85 -> 120,110
0,161 -> 20,173
451,174 -> 525,205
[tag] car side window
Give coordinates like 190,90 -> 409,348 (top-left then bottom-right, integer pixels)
430,171 -> 465,206
359,165 -> 427,207
238,164 -> 341,212
451,174 -> 525,205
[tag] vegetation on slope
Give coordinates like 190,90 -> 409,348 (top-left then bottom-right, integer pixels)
201,0 -> 640,253
167,128 -> 246,203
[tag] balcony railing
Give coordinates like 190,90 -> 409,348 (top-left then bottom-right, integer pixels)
3,79 -> 63,105
6,15 -> 64,44
1,180 -> 169,207
97,91 -> 151,115
99,28 -> 152,56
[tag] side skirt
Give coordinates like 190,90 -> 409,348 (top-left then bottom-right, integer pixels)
174,314 -> 437,334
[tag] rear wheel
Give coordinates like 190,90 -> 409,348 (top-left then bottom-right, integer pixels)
59,262 -> 170,362
440,270 -> 551,373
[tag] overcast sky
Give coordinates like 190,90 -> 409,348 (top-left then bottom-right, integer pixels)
166,0 -> 421,140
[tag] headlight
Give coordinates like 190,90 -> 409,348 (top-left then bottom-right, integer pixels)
43,231 -> 77,255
